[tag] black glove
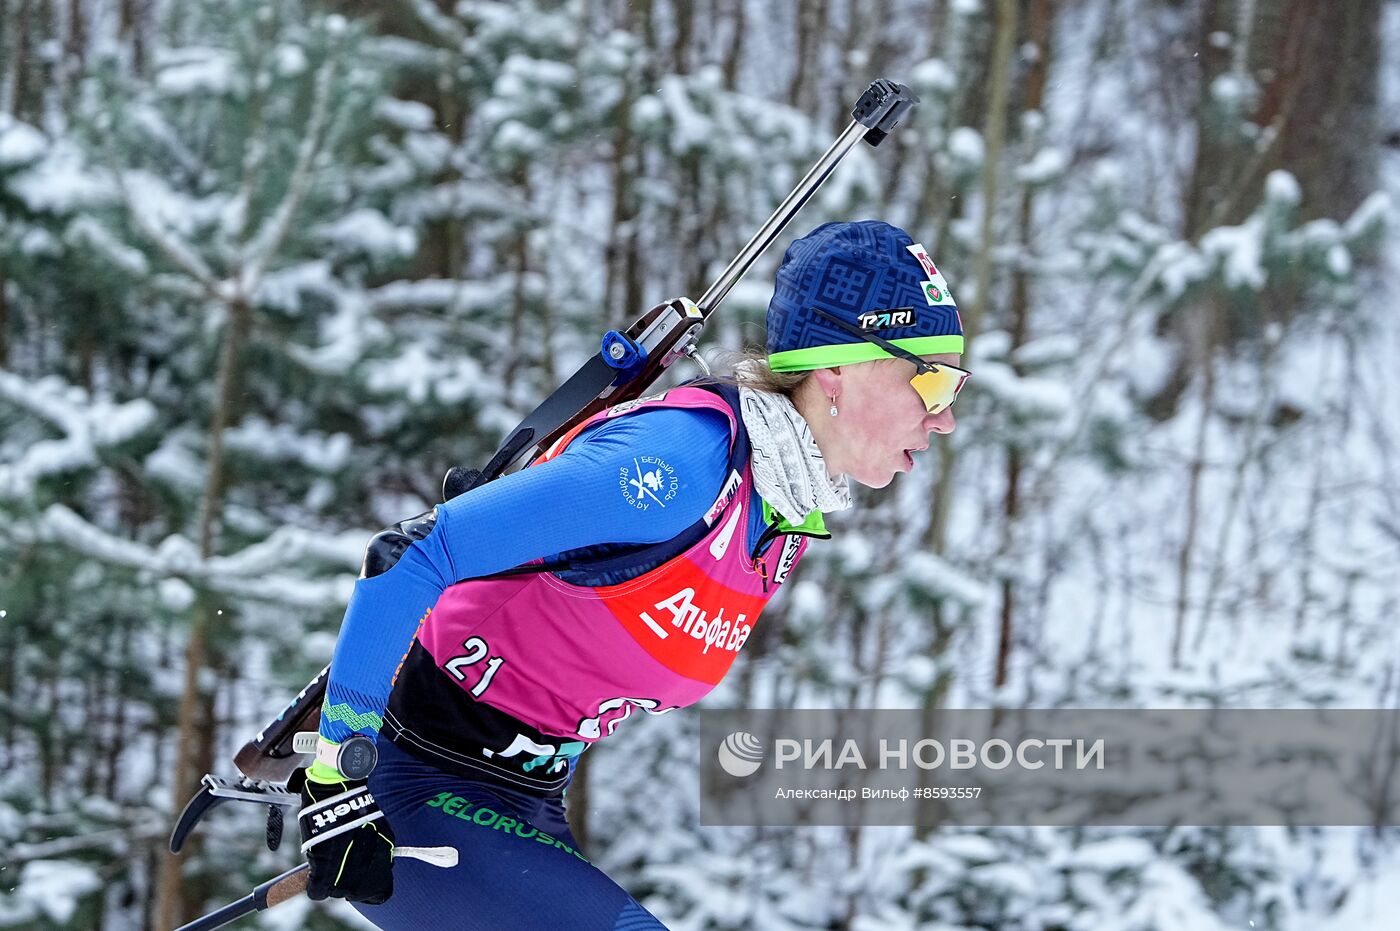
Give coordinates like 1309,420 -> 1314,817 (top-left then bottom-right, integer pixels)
295,768 -> 395,904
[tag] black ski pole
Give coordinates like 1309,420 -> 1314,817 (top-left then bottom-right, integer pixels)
174,846 -> 458,931
173,863 -> 307,931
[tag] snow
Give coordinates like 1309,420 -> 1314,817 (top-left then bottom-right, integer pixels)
902,551 -> 992,609
0,371 -> 157,497
364,341 -> 493,405
286,292 -> 389,374
1201,218 -> 1266,290
224,418 -> 354,472
144,432 -> 206,491
0,115 -> 46,167
122,169 -> 222,238
910,58 -> 956,94
1063,835 -> 1158,870
658,76 -> 711,156
492,119 -> 547,158
22,504 -> 361,610
7,142 -> 109,214
404,129 -> 453,170
1012,334 -> 1079,369
1210,73 -> 1257,110
1151,239 -> 1211,299
314,208 -> 418,258
12,860 -> 101,924
366,273 -> 533,315
947,127 -> 985,168
1015,147 -> 1070,185
970,359 -> 1075,419
1342,189 -> 1392,239
1121,860 -> 1241,931
365,35 -> 453,70
1315,857 -> 1400,930
275,43 -> 308,77
18,227 -> 60,256
1326,243 -> 1352,277
1264,169 -> 1303,207
155,47 -> 239,96
255,259 -> 337,315
206,524 -> 364,576
65,217 -> 151,275
158,577 -> 196,611
376,97 -> 437,131
938,833 -> 1000,862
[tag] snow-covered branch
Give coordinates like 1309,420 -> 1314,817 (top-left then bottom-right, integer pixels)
64,217 -> 151,276
240,44 -> 339,294
405,0 -> 467,47
13,504 -> 364,610
0,370 -> 157,497
108,163 -> 223,297
225,40 -> 276,245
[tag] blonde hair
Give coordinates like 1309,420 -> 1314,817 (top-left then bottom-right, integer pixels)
699,347 -> 814,399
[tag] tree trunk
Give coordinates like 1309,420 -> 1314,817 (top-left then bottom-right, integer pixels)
961,0 -> 1016,688
10,0 -> 35,120
788,0 -> 829,113
155,297 -> 252,930
993,0 -> 1053,689
1183,0 -> 1250,240
967,0 -> 1016,347
601,0 -> 655,326
671,0 -> 693,73
637,0 -> 658,56
1270,0 -> 1380,223
40,669 -> 60,805
505,170 -> 534,392
720,0 -> 745,90
120,0 -> 152,76
0,266 -> 9,365
65,0 -> 85,67
1170,303 -> 1219,668
104,618 -> 132,799
993,451 -> 1022,688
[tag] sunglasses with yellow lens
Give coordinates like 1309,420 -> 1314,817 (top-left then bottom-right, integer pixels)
811,307 -> 970,414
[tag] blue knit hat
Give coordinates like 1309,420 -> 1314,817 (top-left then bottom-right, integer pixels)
766,220 -> 963,371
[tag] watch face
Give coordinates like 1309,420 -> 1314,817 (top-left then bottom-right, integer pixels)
339,737 -> 378,779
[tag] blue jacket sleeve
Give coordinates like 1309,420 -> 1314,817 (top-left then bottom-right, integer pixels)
319,405 -> 732,744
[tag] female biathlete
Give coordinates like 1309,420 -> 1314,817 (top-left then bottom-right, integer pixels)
292,220 -> 970,930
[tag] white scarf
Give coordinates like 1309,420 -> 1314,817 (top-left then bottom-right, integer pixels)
737,369 -> 852,525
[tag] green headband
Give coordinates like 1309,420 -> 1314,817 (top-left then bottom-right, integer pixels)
768,334 -> 965,372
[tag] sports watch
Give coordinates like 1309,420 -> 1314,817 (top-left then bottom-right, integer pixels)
316,734 -> 378,780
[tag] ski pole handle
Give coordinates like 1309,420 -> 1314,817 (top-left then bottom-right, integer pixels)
174,845 -> 458,931
395,845 -> 459,867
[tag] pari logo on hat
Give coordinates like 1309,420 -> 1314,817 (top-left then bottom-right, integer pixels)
766,220 -> 964,372
857,308 -> 919,330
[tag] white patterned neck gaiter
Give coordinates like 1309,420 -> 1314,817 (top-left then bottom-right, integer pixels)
735,366 -> 852,525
